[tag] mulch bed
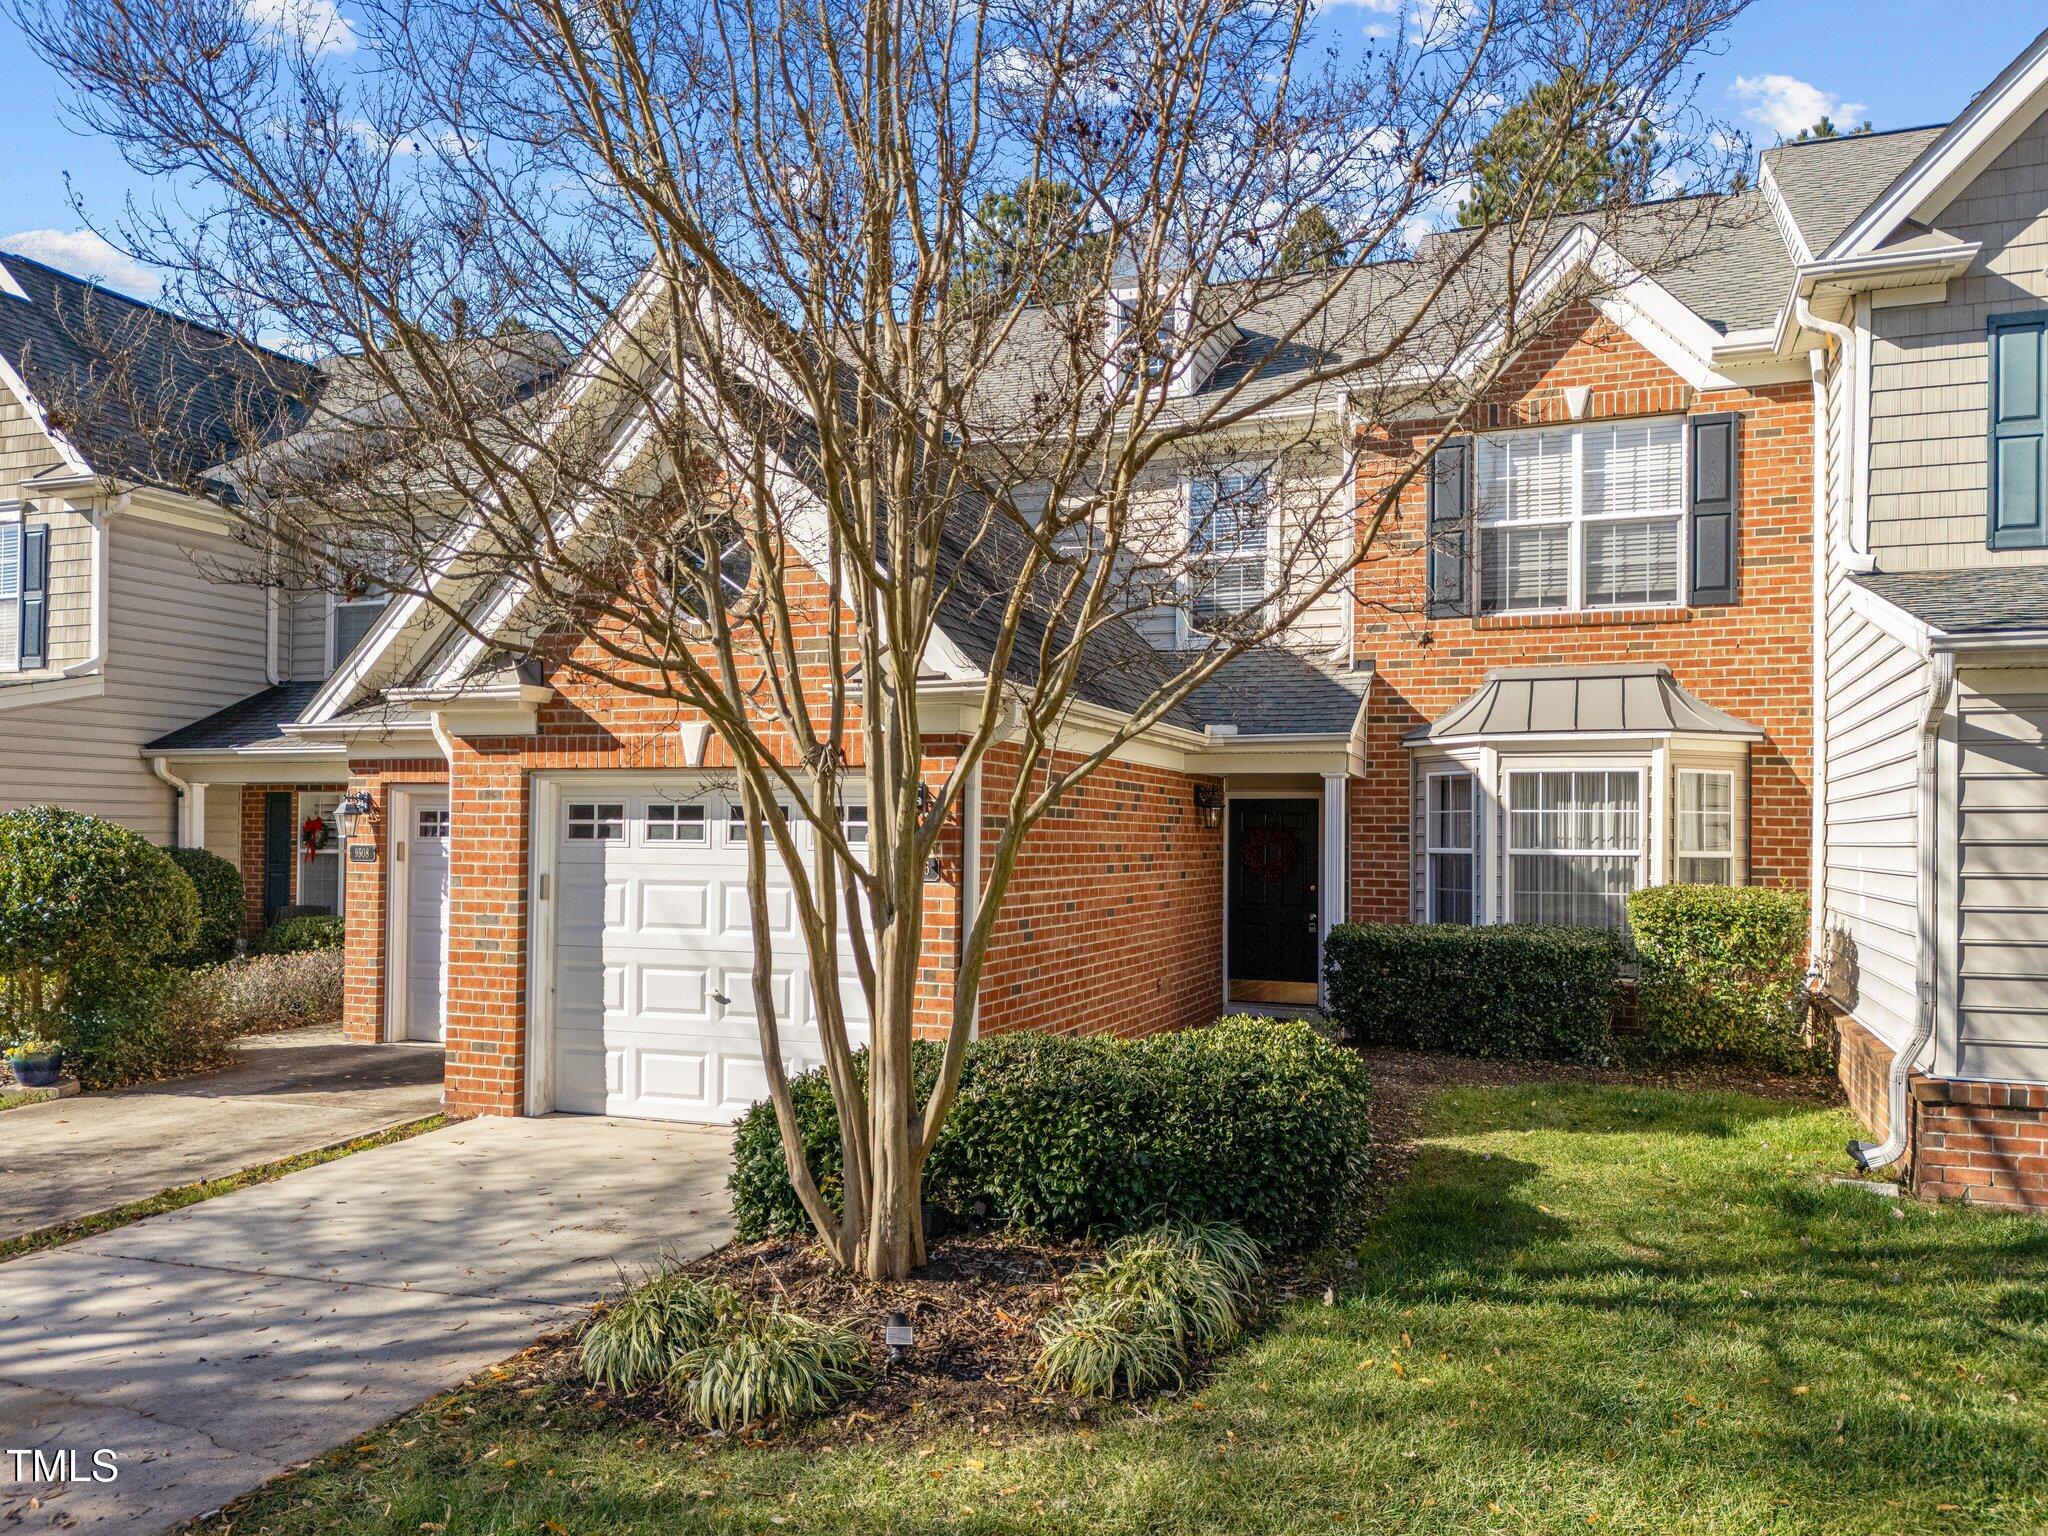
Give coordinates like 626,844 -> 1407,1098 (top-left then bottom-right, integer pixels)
513,1233 -> 1104,1446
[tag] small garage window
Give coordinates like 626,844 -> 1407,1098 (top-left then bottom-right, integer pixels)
567,802 -> 625,840
417,806 -> 450,840
646,803 -> 706,844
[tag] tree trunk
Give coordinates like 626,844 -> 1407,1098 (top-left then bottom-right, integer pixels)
861,906 -> 927,1279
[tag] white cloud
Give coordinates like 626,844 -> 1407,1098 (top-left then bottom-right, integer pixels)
0,229 -> 162,298
241,0 -> 359,57
344,119 -> 481,157
1729,74 -> 1865,141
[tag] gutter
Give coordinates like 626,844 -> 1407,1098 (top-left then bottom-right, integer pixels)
1849,649 -> 1956,1172
150,755 -> 195,847
1794,296 -> 1877,573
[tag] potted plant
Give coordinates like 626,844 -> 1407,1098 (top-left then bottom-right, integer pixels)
5,1037 -> 63,1088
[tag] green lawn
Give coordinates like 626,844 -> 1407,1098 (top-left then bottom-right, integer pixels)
204,1082 -> 2048,1535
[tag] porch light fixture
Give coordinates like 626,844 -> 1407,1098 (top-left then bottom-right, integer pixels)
338,790 -> 376,833
1193,784 -> 1224,829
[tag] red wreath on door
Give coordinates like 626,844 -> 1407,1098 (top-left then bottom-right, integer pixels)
1238,823 -> 1300,883
300,814 -> 331,863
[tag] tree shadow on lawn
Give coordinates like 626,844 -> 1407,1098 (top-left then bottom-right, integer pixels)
1424,1081 -> 1822,1141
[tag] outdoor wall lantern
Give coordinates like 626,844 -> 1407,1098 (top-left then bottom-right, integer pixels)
338,789 -> 376,834
1193,784 -> 1224,829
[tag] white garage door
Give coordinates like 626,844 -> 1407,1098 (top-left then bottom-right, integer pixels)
551,781 -> 871,1122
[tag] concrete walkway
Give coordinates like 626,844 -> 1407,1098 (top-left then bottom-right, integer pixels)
0,1115 -> 734,1533
0,1027 -> 445,1239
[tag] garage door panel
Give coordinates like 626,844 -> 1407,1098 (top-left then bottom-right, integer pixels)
639,879 -> 711,936
552,779 -> 870,1125
637,965 -> 710,1019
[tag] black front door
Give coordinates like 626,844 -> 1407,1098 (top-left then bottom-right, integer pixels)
1227,797 -> 1320,998
262,790 -> 295,922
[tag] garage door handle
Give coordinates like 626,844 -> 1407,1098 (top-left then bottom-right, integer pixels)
711,990 -> 731,1006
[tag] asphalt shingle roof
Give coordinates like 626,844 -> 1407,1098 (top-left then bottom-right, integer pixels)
0,253 -> 316,488
1855,568 -> 2048,635
1761,125 -> 1950,258
143,683 -> 328,753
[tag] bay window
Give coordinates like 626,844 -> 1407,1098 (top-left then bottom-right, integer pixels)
1186,466 -> 1270,630
1506,769 -> 1643,929
1477,418 -> 1684,614
1676,769 -> 1735,884
1424,771 -> 1476,924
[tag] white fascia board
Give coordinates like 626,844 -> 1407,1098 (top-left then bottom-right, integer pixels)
1829,29 -> 2048,260
140,750 -> 350,785
0,351 -> 93,481
300,272 -> 669,727
1840,579 -> 1932,658
1755,159 -> 1815,266
0,673 -> 106,712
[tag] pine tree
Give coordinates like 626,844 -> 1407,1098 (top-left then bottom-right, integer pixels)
1457,69 -> 1656,227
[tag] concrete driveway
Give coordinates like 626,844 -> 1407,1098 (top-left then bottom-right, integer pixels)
0,1115 -> 734,1533
0,1027 -> 445,1239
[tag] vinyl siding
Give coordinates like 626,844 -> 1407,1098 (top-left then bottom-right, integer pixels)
0,516 -> 272,835
1950,663 -> 2048,1082
1867,107 -> 2048,569
283,588 -> 331,681
1820,601 -> 1927,1050
204,780 -> 243,870
1112,440 -> 1353,658
0,381 -> 93,673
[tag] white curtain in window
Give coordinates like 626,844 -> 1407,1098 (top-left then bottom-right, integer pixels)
1508,770 -> 1641,928
1426,772 -> 1477,924
1677,770 -> 1735,884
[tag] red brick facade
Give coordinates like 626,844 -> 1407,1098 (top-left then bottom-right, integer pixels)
236,782 -> 348,934
1835,1015 -> 2048,1211
1347,302 -> 1815,920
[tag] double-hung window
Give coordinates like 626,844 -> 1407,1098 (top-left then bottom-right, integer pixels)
1477,419 -> 1684,613
1186,466 -> 1270,631
1676,769 -> 1735,884
1424,771 -> 1477,924
0,514 -> 18,671
1506,769 -> 1643,929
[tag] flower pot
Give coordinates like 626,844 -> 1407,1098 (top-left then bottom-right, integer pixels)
6,1050 -> 63,1088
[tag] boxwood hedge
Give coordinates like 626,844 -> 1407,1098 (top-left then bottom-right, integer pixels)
1323,921 -> 1627,1062
730,1016 -> 1371,1249
1628,884 -> 1818,1071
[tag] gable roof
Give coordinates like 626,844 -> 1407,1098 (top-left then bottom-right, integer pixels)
142,682 -> 329,754
1760,126 -> 1951,261
0,252 -> 316,490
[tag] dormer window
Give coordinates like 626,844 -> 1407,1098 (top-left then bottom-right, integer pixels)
1108,292 -> 1183,389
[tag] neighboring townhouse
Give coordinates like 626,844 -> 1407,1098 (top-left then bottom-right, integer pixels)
273,171 -> 1840,1127
1782,28 -> 2048,1208
0,253 -> 352,929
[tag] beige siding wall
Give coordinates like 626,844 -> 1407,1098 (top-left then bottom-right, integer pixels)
0,382 -> 94,673
1868,106 -> 2048,569
1949,663 -> 2048,1082
283,588 -> 331,681
1820,603 -> 1926,1049
203,781 -> 244,871
1109,439 -> 1353,658
0,516 -> 272,835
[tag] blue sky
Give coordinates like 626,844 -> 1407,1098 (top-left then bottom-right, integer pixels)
0,1 -> 2043,299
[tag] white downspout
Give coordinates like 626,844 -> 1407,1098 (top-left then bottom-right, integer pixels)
151,755 -> 194,847
1795,295 -> 1876,573
1804,347 -> 1833,994
59,497 -> 117,679
1849,650 -> 1956,1171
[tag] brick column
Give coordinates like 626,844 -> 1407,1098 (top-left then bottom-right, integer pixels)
443,741 -> 530,1116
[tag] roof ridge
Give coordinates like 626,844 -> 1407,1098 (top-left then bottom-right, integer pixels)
0,249 -> 308,370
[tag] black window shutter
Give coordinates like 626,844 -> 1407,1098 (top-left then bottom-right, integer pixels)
1687,413 -> 1739,606
19,522 -> 48,669
1425,436 -> 1473,618
262,791 -> 295,921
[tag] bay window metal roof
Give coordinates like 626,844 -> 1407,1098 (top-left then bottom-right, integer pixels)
1404,664 -> 1763,745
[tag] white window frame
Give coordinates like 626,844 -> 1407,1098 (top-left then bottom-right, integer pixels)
645,801 -> 707,845
566,801 -> 626,841
1502,765 -> 1648,929
1182,461 -> 1273,638
1476,418 -> 1688,616
0,505 -> 20,673
1423,770 -> 1478,925
1675,768 -> 1737,885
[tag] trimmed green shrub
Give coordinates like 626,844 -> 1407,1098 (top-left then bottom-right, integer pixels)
165,847 -> 245,965
1629,884 -> 1818,1071
581,1271 -> 747,1394
59,962 -> 238,1089
0,807 -> 198,1043
668,1310 -> 866,1431
211,950 -> 344,1033
731,1018 -> 1371,1248
251,914 -> 345,956
1323,921 -> 1627,1062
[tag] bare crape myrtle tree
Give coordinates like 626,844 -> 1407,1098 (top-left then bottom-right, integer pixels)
16,0 -> 1750,1277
